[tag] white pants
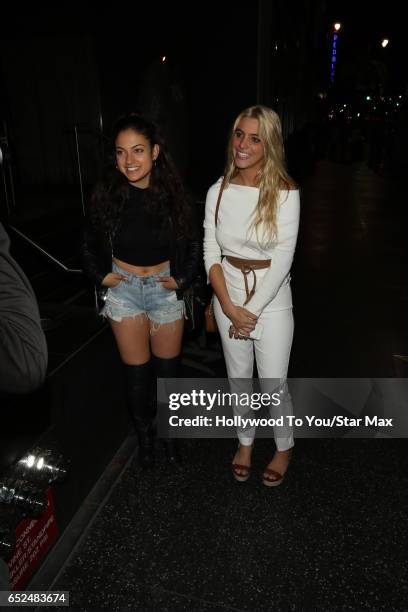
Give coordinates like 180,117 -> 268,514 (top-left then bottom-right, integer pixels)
213,263 -> 294,450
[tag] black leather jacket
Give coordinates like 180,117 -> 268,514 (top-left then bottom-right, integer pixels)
81,209 -> 202,300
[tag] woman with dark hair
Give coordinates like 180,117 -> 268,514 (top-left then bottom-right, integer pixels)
82,114 -> 200,467
204,105 -> 300,486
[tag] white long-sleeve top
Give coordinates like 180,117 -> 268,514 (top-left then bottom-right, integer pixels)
203,178 -> 300,317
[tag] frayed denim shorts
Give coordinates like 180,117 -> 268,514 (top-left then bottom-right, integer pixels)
100,262 -> 185,327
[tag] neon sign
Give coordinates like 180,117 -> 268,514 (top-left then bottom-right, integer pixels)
330,33 -> 338,84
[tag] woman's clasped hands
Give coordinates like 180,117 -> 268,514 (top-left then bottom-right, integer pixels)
224,304 -> 257,340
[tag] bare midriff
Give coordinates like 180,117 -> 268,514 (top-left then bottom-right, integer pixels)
112,257 -> 170,276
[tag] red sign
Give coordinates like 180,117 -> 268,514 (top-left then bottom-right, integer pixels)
7,487 -> 58,590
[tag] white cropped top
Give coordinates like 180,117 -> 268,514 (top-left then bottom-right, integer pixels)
203,178 -> 300,316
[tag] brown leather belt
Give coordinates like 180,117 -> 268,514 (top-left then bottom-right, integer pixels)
225,256 -> 271,305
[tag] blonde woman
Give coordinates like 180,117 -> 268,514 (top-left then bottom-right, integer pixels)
204,106 -> 300,485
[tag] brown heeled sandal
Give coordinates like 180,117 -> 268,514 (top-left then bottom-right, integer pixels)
262,468 -> 284,487
262,449 -> 292,487
232,463 -> 251,482
232,444 -> 253,482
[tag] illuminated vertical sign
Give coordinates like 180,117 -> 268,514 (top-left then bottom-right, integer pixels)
330,33 -> 338,84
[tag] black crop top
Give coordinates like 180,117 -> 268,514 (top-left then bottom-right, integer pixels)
113,186 -> 170,266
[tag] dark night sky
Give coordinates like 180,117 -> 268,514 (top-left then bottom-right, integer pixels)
2,2 -> 405,91
2,2 -> 405,52
326,2 -> 404,59
322,1 -> 405,97
1,1 -> 406,199
0,3 -> 260,195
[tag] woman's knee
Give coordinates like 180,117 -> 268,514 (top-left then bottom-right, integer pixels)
150,319 -> 184,358
109,315 -> 151,364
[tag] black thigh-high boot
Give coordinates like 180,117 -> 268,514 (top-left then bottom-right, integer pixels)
152,354 -> 182,464
124,361 -> 156,468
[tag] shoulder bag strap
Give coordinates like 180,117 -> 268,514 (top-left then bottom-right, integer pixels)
215,176 -> 228,226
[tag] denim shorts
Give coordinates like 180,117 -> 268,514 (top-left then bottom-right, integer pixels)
100,262 -> 185,327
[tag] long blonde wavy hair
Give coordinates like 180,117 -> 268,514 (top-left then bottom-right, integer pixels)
219,105 -> 292,247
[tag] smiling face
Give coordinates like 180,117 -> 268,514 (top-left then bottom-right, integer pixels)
115,128 -> 159,188
232,117 -> 264,174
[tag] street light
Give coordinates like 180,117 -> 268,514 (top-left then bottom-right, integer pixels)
334,23 -> 342,32
381,39 -> 389,48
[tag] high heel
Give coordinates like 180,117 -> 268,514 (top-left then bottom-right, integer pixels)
124,361 -> 156,469
232,444 -> 253,482
262,468 -> 284,487
152,355 -> 182,465
262,448 -> 292,487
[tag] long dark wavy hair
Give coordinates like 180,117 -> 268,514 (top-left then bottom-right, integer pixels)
88,113 -> 192,237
